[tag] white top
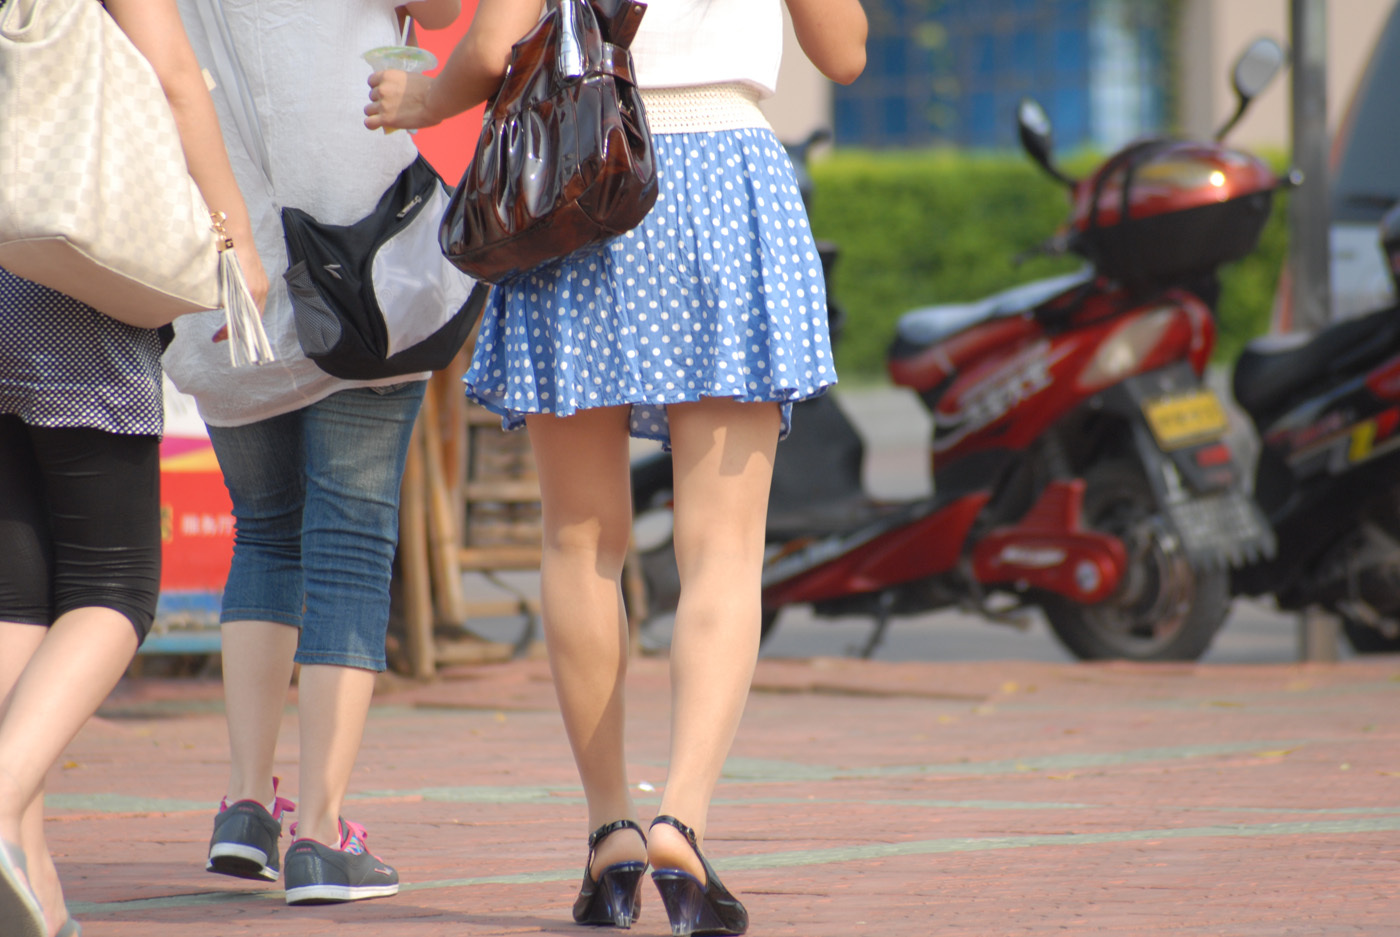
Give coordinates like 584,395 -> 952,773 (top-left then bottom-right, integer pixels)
165,0 -> 427,427
630,0 -> 784,97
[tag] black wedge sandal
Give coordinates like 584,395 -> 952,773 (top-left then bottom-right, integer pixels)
648,815 -> 748,937
573,819 -> 647,928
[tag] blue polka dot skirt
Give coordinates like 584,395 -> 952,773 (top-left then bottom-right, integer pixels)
463,126 -> 838,447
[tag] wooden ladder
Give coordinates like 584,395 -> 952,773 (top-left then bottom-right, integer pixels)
395,358 -> 647,678
396,363 -> 539,676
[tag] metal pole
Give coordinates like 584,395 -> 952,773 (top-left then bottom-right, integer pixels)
1299,606 -> 1341,662
1289,0 -> 1339,662
1289,0 -> 1331,331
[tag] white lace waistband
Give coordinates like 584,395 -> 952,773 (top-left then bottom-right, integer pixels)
639,83 -> 771,135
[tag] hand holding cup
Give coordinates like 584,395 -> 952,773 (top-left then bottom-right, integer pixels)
363,44 -> 437,133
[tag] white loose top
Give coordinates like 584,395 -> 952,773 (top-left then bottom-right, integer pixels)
165,0 -> 427,427
629,0 -> 784,97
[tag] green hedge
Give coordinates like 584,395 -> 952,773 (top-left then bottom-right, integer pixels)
807,149 -> 1289,380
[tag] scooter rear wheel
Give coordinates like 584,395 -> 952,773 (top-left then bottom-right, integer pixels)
1042,458 -> 1229,661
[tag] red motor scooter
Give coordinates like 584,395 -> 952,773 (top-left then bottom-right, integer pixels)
631,39 -> 1284,661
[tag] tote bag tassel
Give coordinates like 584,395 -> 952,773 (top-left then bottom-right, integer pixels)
213,213 -> 275,367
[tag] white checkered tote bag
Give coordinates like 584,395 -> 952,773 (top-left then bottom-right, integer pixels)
0,0 -> 221,328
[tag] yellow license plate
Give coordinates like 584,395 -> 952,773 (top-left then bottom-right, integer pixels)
1143,389 -> 1229,449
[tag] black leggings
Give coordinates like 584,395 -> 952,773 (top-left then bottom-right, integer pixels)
0,415 -> 160,641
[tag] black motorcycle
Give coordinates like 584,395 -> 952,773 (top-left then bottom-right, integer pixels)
1230,201 -> 1400,651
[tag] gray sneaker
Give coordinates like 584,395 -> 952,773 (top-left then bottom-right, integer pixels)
283,819 -> 399,905
206,778 -> 295,882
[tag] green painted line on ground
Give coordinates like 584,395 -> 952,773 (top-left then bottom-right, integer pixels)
51,788 -> 1400,825
42,739 -> 1316,816
96,700 -> 229,719
723,739 -> 1311,781
997,680 -> 1400,713
1172,804 -> 1400,816
44,794 -> 210,814
722,797 -> 1400,818
43,788 -> 581,815
69,814 -> 1400,916
353,785 -> 573,804
715,815 -> 1400,872
718,797 -> 1097,810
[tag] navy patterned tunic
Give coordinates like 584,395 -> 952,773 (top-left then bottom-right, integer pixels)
0,266 -> 164,436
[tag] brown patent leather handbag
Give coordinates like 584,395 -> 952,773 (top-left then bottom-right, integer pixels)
438,0 -> 657,284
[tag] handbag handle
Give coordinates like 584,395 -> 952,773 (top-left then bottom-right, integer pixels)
555,0 -> 586,80
589,0 -> 646,48
492,0 -> 639,115
0,0 -> 42,38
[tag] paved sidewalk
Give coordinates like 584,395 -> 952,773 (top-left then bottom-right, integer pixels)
44,655 -> 1400,936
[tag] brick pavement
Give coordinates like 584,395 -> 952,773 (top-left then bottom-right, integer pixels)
37,655 -> 1400,936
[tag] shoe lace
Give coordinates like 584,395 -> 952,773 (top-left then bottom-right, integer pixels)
286,818 -> 376,857
216,776 -> 297,825
269,777 -> 296,822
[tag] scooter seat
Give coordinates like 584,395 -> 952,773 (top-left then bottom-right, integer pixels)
894,269 -> 1093,350
1233,303 -> 1400,421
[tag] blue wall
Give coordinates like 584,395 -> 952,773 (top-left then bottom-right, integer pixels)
836,0 -> 1168,151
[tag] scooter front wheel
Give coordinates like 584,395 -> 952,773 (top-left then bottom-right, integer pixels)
1041,459 -> 1230,661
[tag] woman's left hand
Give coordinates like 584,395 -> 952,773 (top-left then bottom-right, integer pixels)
236,245 -> 269,315
365,69 -> 440,131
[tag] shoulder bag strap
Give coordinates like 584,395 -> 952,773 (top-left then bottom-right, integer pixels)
188,0 -> 275,195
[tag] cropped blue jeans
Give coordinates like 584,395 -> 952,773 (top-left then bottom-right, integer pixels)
206,382 -> 425,671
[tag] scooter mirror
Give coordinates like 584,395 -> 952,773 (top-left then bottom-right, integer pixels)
1017,98 -> 1053,159
1232,37 -> 1286,102
1018,98 -> 1073,186
1216,37 -> 1288,140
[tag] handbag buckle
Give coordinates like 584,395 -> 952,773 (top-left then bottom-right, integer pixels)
210,210 -> 235,251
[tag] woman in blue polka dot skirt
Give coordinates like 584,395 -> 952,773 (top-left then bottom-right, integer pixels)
369,1 -> 866,932
468,127 -> 838,443
0,2 -> 266,934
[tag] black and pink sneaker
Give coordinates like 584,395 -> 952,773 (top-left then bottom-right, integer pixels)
283,819 -> 399,905
206,778 -> 296,882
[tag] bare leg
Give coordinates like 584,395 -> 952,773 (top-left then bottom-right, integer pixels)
525,406 -> 647,871
219,621 -> 299,806
0,623 -> 65,934
17,796 -> 62,936
648,399 -> 779,879
291,664 -> 375,847
0,611 -> 138,931
0,610 -> 138,829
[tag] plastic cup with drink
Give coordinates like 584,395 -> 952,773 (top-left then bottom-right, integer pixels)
365,18 -> 437,133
